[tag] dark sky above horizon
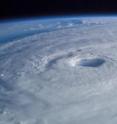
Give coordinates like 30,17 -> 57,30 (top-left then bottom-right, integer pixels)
0,0 -> 117,19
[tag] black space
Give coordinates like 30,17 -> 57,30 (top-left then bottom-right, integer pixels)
1,0 -> 117,19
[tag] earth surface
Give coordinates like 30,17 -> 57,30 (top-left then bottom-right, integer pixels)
0,16 -> 117,124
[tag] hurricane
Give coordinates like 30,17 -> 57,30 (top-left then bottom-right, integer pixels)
0,16 -> 117,124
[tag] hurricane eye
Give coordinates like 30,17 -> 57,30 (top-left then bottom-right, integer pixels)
79,58 -> 105,67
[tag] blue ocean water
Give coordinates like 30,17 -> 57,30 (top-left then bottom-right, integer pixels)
0,16 -> 83,44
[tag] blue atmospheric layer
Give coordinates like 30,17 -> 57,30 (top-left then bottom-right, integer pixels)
0,15 -> 117,44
